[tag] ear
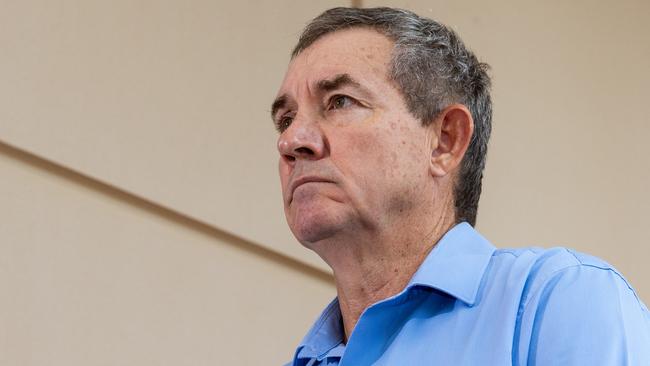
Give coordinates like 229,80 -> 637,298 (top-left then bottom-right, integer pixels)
429,104 -> 474,177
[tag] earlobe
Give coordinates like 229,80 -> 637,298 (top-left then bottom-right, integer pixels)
429,104 -> 474,178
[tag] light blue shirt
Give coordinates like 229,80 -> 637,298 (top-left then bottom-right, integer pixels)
287,223 -> 650,365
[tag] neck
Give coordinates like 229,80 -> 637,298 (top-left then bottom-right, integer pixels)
323,209 -> 455,341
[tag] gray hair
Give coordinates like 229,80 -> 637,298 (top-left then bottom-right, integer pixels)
292,7 -> 492,226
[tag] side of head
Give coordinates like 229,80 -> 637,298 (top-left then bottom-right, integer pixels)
292,7 -> 492,226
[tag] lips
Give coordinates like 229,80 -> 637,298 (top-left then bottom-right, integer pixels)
289,176 -> 333,203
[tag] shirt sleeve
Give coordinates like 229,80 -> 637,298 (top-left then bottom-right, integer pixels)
515,264 -> 650,366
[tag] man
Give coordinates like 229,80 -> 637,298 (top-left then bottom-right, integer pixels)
271,7 -> 650,366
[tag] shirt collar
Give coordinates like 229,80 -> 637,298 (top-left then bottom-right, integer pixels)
294,298 -> 344,361
407,222 -> 496,306
294,222 -> 495,361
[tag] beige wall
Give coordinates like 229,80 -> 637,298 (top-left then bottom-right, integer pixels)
0,142 -> 334,365
0,1 -> 341,365
0,0 -> 348,271
1,1 -> 648,364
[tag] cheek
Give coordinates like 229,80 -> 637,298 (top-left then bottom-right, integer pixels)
348,126 -> 429,189
360,125 -> 420,165
334,128 -> 399,190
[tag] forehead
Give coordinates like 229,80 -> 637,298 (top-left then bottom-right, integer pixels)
277,28 -> 394,96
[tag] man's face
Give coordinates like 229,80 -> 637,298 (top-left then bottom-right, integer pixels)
272,28 -> 433,248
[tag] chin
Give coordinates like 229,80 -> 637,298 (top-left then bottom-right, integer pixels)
287,203 -> 346,246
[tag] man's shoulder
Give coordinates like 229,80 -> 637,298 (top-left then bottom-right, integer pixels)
487,245 -> 645,309
490,246 -> 650,364
449,224 -> 645,310
492,245 -> 620,278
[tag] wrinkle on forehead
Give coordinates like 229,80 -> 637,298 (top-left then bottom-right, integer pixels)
277,28 -> 395,99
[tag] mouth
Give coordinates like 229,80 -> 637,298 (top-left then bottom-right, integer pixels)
289,176 -> 333,203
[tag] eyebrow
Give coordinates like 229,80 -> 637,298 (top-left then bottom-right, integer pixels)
316,73 -> 361,93
270,73 -> 365,120
270,95 -> 288,121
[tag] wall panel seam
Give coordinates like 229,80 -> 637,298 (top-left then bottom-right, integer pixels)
0,138 -> 334,285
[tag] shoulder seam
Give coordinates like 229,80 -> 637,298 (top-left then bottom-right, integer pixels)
565,249 -> 642,303
522,261 -> 646,312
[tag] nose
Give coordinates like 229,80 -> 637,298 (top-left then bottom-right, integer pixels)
277,114 -> 326,164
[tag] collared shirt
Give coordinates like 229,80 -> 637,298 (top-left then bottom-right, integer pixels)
287,223 -> 650,365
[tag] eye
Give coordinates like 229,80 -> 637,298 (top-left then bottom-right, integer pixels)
275,115 -> 293,133
328,95 -> 355,110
